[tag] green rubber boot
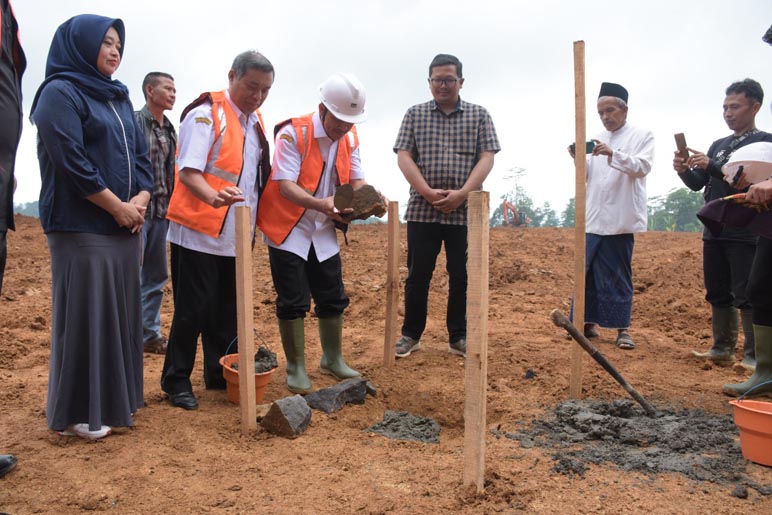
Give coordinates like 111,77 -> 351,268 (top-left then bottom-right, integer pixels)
692,306 -> 737,365
318,315 -> 360,380
723,324 -> 772,397
278,318 -> 312,394
739,309 -> 756,371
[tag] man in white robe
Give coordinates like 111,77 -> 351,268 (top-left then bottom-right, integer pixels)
570,82 -> 655,349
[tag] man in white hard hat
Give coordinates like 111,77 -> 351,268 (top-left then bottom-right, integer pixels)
673,79 -> 772,370
722,135 -> 772,395
257,73 -> 372,393
718,25 -> 772,397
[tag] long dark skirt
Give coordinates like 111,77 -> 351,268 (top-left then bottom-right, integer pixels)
46,232 -> 144,431
584,233 -> 635,329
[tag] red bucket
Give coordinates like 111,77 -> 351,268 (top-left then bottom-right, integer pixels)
729,399 -> 772,467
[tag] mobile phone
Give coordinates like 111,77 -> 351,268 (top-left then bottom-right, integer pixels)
674,133 -> 688,161
570,141 -> 596,154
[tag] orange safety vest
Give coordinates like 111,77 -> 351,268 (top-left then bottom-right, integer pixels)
257,113 -> 358,245
166,91 -> 269,238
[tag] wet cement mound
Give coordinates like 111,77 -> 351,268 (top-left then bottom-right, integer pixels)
366,410 -> 441,443
499,400 -> 772,495
229,347 -> 278,374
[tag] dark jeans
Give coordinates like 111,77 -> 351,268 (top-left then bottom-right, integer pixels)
268,245 -> 349,320
703,239 -> 755,309
161,244 -> 237,394
749,236 -> 772,325
402,222 -> 467,343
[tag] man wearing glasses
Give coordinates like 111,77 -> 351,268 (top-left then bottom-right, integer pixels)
393,53 -> 500,359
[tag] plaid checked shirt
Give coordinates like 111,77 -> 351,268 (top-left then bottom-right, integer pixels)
393,98 -> 500,225
135,106 -> 177,219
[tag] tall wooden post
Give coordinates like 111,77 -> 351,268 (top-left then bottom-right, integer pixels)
383,201 -> 400,367
463,191 -> 489,493
570,41 -> 587,399
235,206 -> 256,434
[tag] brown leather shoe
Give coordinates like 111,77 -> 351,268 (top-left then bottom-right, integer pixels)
144,336 -> 168,354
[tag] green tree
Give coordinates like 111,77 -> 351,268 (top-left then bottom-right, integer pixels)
647,188 -> 703,232
561,197 -> 576,228
535,202 -> 560,227
13,201 -> 39,218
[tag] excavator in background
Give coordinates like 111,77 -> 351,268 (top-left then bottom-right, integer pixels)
501,201 -> 529,227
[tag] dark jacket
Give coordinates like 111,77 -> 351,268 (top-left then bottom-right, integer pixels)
677,130 -> 772,242
0,0 -> 25,233
34,78 -> 153,234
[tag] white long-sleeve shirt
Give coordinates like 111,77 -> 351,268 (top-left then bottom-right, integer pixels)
586,123 -> 655,235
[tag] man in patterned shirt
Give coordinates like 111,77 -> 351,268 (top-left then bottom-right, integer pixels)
393,53 -> 500,358
135,72 -> 177,354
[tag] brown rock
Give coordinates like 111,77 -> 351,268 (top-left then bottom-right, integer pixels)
341,185 -> 386,221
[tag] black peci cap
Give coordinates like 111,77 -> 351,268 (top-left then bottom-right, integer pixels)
598,82 -> 628,103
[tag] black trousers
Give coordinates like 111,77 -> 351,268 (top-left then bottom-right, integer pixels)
268,245 -> 349,320
703,238 -> 755,309
402,221 -> 467,343
749,236 -> 772,326
161,244 -> 237,394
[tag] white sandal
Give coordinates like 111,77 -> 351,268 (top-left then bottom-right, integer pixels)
58,423 -> 112,440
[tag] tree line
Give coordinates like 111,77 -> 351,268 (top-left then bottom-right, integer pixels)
490,186 -> 704,232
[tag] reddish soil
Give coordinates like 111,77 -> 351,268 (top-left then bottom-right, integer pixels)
1,215 -> 770,514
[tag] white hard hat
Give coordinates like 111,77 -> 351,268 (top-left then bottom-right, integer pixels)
723,141 -> 772,184
319,73 -> 367,124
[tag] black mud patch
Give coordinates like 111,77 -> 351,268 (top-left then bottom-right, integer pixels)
366,410 -> 441,443
497,399 -> 772,495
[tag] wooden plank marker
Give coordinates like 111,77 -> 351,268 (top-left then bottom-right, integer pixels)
383,201 -> 400,367
235,206 -> 256,434
570,40 -> 587,399
463,191 -> 489,493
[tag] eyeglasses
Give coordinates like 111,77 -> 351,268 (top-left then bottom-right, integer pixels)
428,78 -> 460,87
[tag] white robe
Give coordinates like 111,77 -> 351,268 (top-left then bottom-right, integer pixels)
586,123 -> 655,235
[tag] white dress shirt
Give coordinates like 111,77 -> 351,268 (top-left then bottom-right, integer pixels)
167,91 -> 263,257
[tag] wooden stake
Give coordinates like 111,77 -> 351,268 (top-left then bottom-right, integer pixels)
383,201 -> 399,367
463,191 -> 489,493
570,40 -> 587,399
235,206 -> 256,434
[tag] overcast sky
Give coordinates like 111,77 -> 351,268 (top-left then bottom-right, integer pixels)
11,0 -> 772,218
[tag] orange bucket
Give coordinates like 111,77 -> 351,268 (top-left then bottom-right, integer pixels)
219,354 -> 275,405
729,399 -> 772,466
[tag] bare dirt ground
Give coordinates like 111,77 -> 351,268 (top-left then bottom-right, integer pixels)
1,215 -> 771,514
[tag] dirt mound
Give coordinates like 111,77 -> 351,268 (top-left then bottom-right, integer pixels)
1,215 -> 771,513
